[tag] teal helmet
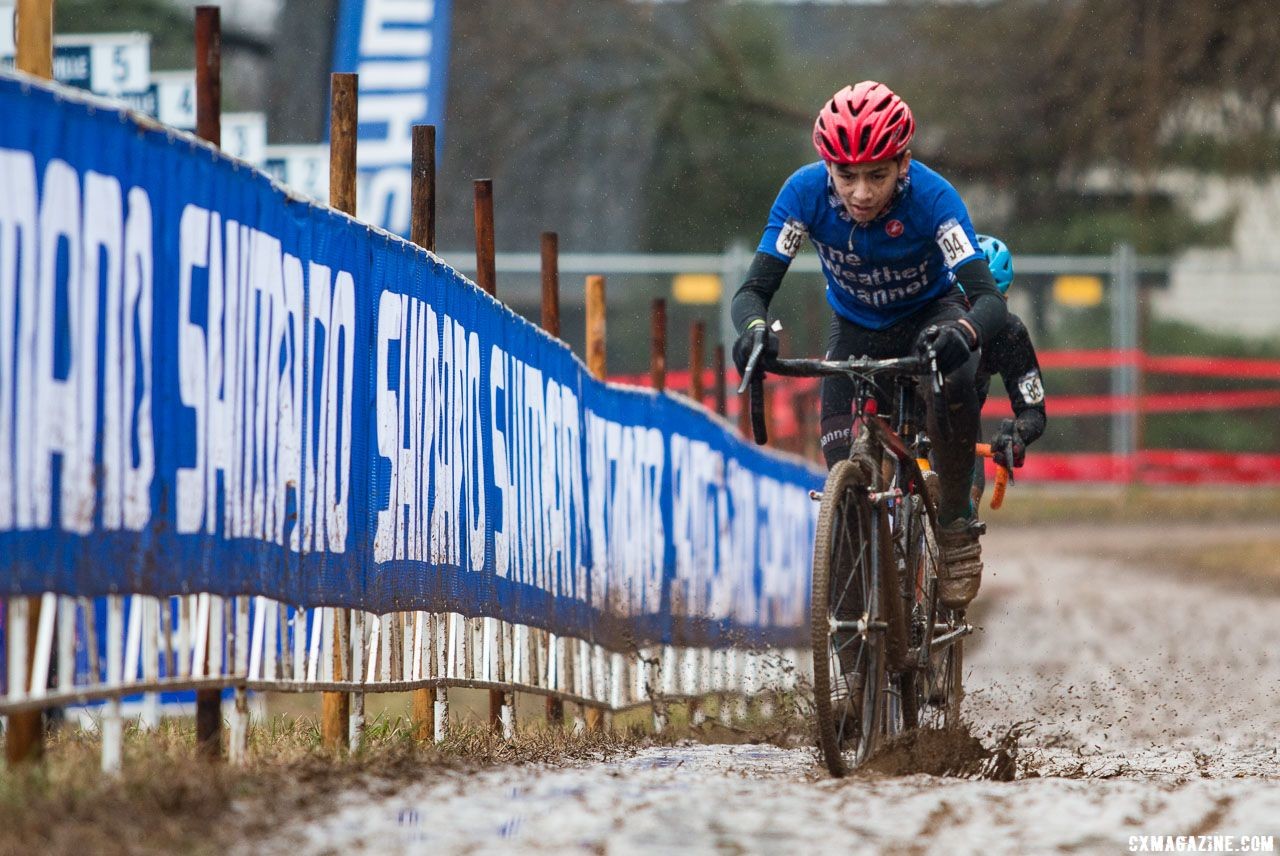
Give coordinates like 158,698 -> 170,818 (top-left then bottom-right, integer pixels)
978,234 -> 1014,294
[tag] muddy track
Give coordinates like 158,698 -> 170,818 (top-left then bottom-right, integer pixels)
254,524 -> 1280,854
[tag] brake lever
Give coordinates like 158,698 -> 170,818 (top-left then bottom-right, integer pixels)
736,337 -> 766,395
1003,436 -> 1017,485
928,347 -> 943,396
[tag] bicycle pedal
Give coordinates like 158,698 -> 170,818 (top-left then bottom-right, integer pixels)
968,520 -> 987,537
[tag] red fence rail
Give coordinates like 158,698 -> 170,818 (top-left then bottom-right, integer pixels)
611,349 -> 1280,485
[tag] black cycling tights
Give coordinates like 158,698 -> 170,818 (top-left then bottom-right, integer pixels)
818,295 -> 980,525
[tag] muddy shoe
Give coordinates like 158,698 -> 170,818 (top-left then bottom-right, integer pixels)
937,518 -> 984,610
922,469 -> 942,508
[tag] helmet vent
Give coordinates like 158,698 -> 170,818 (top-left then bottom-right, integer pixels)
836,126 -> 852,157
858,126 -> 873,155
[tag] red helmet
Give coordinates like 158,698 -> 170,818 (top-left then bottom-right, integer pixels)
812,81 -> 915,164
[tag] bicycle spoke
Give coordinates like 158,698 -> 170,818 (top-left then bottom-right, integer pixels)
832,497 -> 870,617
832,633 -> 862,657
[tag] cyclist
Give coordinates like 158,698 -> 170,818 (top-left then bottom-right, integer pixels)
731,80 -> 1007,610
969,234 -> 1047,506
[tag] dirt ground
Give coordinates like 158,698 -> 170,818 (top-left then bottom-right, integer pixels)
248,522 -> 1280,855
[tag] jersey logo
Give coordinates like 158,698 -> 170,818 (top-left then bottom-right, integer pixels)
1016,370 -> 1045,405
776,217 -> 808,259
936,219 -> 975,268
885,219 -> 904,238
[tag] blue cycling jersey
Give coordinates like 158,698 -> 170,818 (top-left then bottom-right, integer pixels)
756,159 -> 983,330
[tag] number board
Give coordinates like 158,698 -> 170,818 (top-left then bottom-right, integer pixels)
151,70 -> 196,130
0,6 -> 14,56
222,112 -> 268,166
264,144 -> 331,203
0,27 -> 150,99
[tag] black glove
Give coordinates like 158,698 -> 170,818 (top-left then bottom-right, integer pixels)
990,418 -> 1026,469
917,320 -> 978,375
732,321 -> 779,377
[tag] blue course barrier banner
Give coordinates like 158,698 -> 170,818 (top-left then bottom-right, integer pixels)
0,74 -> 821,649
332,0 -> 452,237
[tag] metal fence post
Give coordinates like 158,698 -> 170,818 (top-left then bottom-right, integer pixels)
1110,243 -> 1139,482
719,241 -> 750,357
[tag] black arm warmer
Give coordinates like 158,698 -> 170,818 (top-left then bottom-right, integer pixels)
730,252 -> 789,334
987,313 -> 1047,445
954,257 -> 1008,346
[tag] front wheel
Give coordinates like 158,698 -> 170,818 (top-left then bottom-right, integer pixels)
810,457 -> 890,776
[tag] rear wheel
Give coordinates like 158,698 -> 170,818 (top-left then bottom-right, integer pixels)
811,457 -> 889,776
901,485 -> 964,729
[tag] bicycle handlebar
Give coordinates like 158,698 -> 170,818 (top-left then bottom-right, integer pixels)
762,354 -> 932,378
737,350 -> 941,447
975,443 -> 1013,510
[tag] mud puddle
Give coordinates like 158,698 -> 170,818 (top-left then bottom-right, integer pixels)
250,523 -> 1280,854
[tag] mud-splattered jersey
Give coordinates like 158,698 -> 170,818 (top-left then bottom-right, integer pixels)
756,159 -> 983,330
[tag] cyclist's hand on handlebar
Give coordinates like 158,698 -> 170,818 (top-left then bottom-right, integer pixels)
990,418 -> 1026,469
732,319 -> 779,378
917,320 -> 977,375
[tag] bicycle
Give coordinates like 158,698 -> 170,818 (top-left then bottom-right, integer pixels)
738,341 -> 980,776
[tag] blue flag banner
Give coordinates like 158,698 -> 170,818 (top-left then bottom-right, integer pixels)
332,0 -> 452,236
0,74 -> 820,650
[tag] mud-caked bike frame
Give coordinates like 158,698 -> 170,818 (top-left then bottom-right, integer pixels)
741,345 -> 974,776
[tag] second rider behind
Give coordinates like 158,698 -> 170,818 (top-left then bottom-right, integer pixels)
731,80 -> 1006,610
970,235 -> 1048,506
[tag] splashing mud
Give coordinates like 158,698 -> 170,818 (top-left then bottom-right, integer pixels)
860,723 -> 1023,780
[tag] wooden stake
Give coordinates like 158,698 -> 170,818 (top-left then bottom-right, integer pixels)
412,686 -> 436,742
322,72 -> 358,754
584,706 -> 605,732
714,345 -> 727,417
650,298 -> 666,391
585,276 -> 607,380
192,6 -> 226,760
488,688 -> 505,733
5,597 -> 44,764
14,0 -> 53,80
321,607 -> 349,752
410,125 -> 436,252
540,232 -> 560,337
194,6 -> 221,146
689,321 -> 706,404
329,73 -> 358,216
473,179 -> 496,295
792,391 -> 809,456
408,130 -> 437,742
545,696 -> 564,726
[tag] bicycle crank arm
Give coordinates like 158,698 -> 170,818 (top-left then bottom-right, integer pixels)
925,623 -> 973,654
908,622 -> 974,665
